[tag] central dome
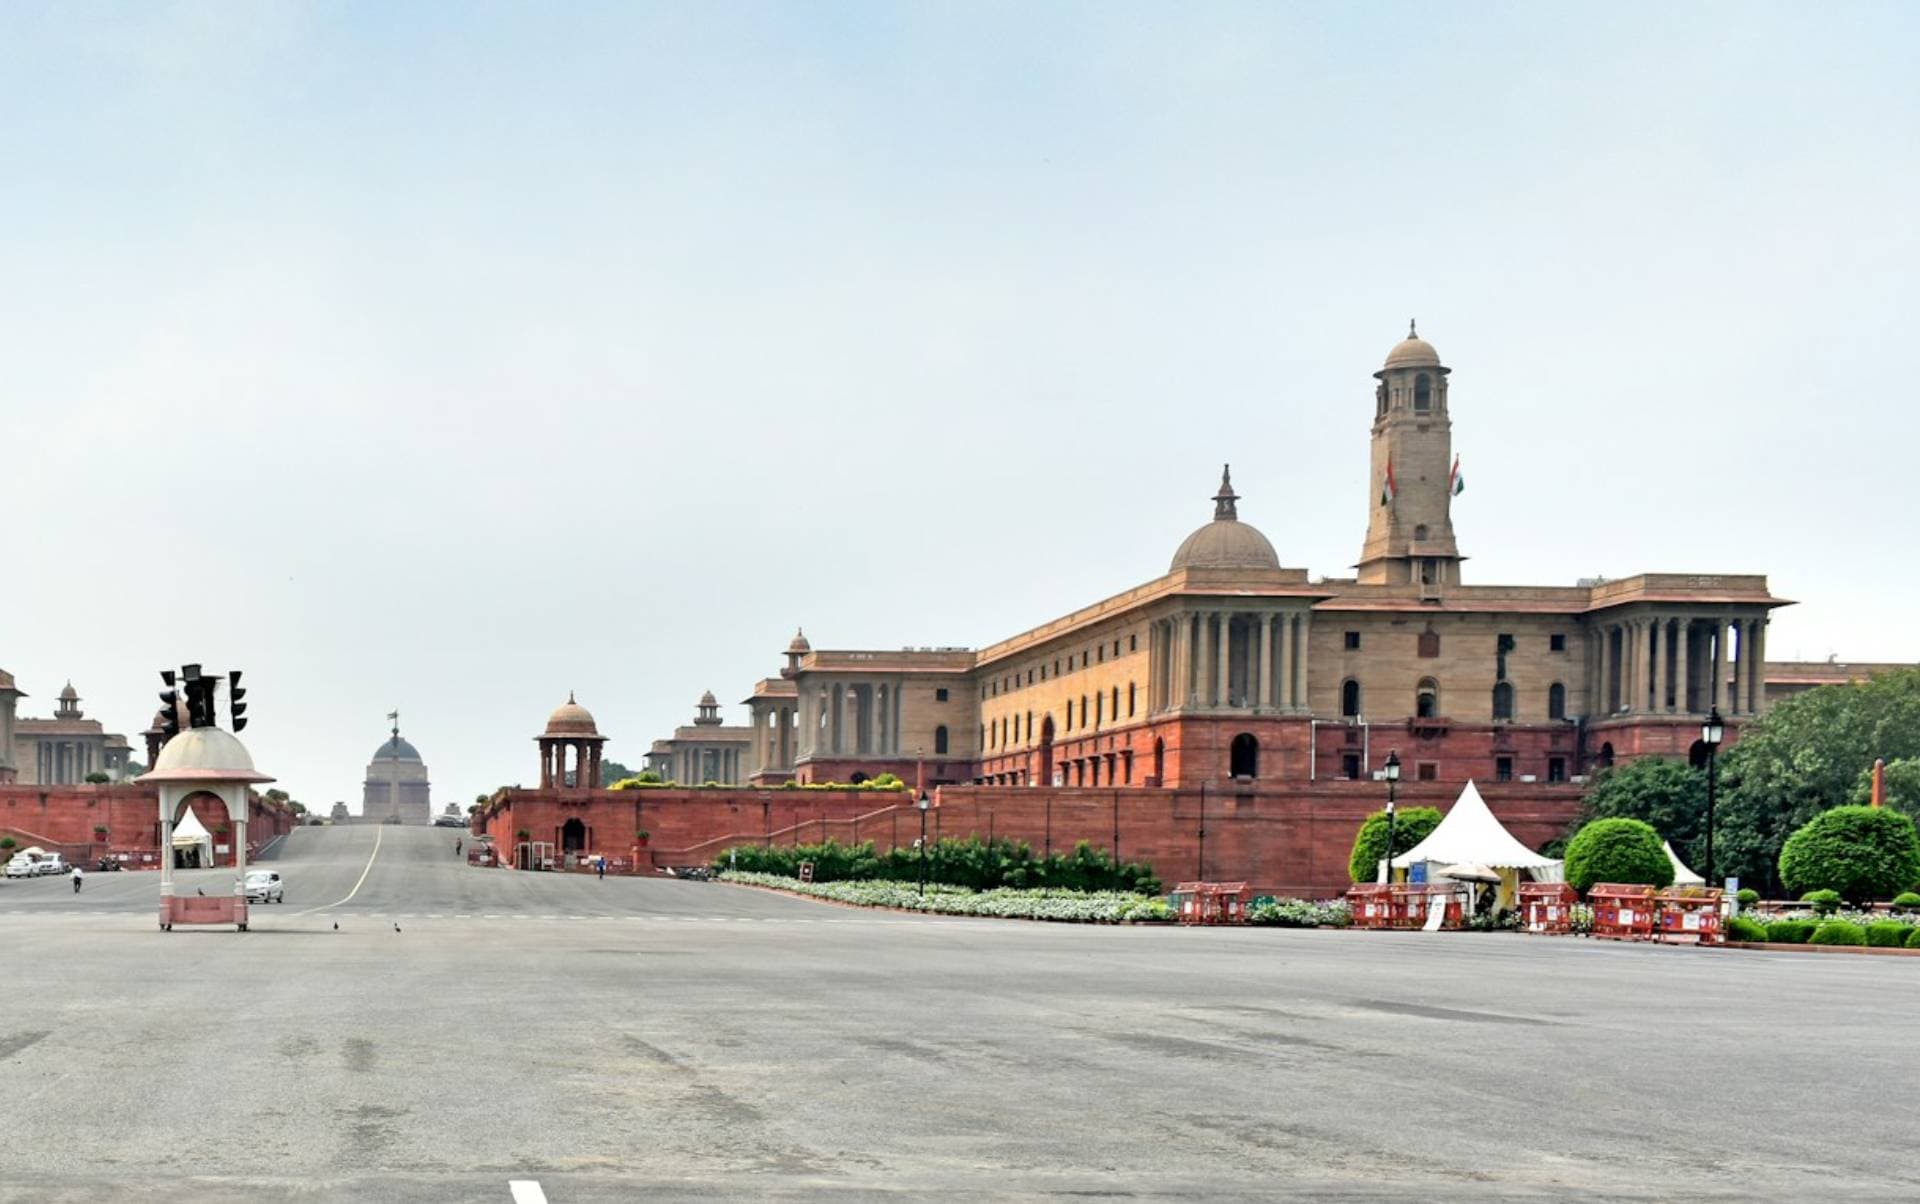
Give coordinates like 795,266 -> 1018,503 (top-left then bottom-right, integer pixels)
372,735 -> 422,762
1170,465 -> 1281,572
1383,319 -> 1441,370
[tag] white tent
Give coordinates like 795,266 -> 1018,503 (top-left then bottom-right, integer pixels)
1390,782 -> 1561,912
171,806 -> 214,866
1665,840 -> 1705,886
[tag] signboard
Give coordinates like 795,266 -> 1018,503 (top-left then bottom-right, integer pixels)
798,861 -> 814,884
1409,862 -> 1428,884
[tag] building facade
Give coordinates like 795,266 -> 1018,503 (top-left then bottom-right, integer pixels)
737,327 -> 1798,791
644,692 -> 752,785
361,720 -> 432,824
1,676 -> 135,785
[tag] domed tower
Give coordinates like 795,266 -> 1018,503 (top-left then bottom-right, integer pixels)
694,690 -> 723,726
1170,465 -> 1282,573
1356,321 -> 1465,587
782,629 -> 811,678
362,715 -> 432,824
538,692 -> 607,790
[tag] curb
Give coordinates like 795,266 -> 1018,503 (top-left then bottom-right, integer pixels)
1724,940 -> 1920,957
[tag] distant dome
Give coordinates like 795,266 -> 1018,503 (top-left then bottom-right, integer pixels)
372,735 -> 422,762
545,692 -> 600,737
698,690 -> 718,707
1383,320 -> 1442,370
786,628 -> 811,655
1170,465 -> 1281,572
58,681 -> 78,702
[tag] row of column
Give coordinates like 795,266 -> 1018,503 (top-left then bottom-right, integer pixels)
1590,614 -> 1767,717
676,744 -> 743,785
1148,609 -> 1310,713
751,704 -> 796,777
37,740 -> 95,784
797,680 -> 906,758
539,739 -> 603,790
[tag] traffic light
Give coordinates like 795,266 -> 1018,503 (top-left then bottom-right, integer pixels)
228,670 -> 247,733
157,670 -> 182,742
181,664 -> 213,728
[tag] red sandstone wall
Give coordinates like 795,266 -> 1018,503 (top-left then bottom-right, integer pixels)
0,785 -> 295,868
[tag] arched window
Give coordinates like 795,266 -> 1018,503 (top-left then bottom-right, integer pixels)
1066,700 -> 1074,730
1416,678 -> 1439,719
934,725 -> 949,755
1127,682 -> 1136,717
1414,524 -> 1429,541
1376,383 -> 1388,418
1598,742 -> 1615,769
1082,695 -> 1089,727
1492,681 -> 1515,721
1341,679 -> 1362,718
1230,733 -> 1259,779
1152,737 -> 1165,782
1548,682 -> 1566,721
1111,685 -> 1119,719
1414,374 -> 1432,411
1095,693 -> 1103,725
1026,711 -> 1033,743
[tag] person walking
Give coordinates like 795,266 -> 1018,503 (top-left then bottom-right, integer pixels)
71,865 -> 84,894
455,838 -> 462,857
596,855 -> 606,880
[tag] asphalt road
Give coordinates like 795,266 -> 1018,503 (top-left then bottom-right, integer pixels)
1,826 -> 1915,1202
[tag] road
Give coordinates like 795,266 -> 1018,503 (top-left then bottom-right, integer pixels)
1,825 -> 1916,1201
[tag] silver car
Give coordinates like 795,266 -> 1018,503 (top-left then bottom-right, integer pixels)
243,870 -> 284,903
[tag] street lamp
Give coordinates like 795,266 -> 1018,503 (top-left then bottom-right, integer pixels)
916,791 -> 931,897
1382,750 -> 1401,884
1701,707 -> 1724,885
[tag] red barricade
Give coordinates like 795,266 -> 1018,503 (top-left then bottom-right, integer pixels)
1519,882 -> 1579,935
1588,883 -> 1658,941
1391,883 -> 1466,930
1172,881 -> 1253,926
1655,886 -> 1725,945
1346,883 -> 1395,930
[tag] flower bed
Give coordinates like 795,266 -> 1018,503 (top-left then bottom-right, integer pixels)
720,871 -> 1173,923
1247,898 -> 1350,928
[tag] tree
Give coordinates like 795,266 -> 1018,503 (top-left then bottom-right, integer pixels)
1347,807 -> 1442,883
1563,818 -> 1673,893
288,801 -> 308,816
84,771 -> 111,784
599,760 -> 639,787
1580,757 -> 1707,871
1778,806 -> 1920,903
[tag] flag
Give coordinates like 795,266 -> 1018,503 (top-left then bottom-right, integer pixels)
1380,458 -> 1396,506
1449,454 -> 1465,496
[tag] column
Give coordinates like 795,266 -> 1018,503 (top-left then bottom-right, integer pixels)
1196,614 -> 1214,707
1750,618 -> 1768,714
1296,613 -> 1312,712
1278,613 -> 1294,710
1678,621 -> 1693,714
1256,613 -> 1272,711
1710,618 -> 1728,712
1214,613 -> 1231,708
1649,618 -> 1665,713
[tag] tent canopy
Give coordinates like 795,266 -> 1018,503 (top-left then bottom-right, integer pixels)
172,807 -> 213,847
1392,781 -> 1561,870
1665,840 -> 1705,886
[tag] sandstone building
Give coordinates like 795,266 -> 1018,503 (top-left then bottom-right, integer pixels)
362,718 -> 431,824
0,674 -> 136,785
644,692 -> 752,785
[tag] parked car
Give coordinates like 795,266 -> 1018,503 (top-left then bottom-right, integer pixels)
4,855 -> 36,879
35,854 -> 68,876
243,870 -> 284,903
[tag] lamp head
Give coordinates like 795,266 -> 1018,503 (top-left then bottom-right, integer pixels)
1702,707 -> 1725,747
1383,750 -> 1401,782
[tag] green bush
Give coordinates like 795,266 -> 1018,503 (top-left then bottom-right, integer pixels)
1800,889 -> 1844,915
1725,915 -> 1768,943
1736,888 -> 1760,906
1891,892 -> 1920,910
1247,899 -> 1351,928
1809,920 -> 1867,946
715,836 -> 1161,895
1347,807 -> 1443,883
1563,818 -> 1674,893
1866,921 -> 1909,948
1907,927 -> 1920,950
1766,919 -> 1816,944
1778,805 -> 1920,904
720,872 -> 1171,922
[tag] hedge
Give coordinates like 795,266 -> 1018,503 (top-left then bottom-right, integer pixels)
1866,921 -> 1910,948
1908,927 -> 1920,950
1799,889 -> 1844,915
1564,818 -> 1674,893
1736,888 -> 1760,906
1892,892 -> 1920,910
1809,920 -> 1867,947
1765,919 -> 1817,944
1778,806 -> 1920,904
719,871 -> 1171,922
1725,915 -> 1768,943
1347,807 -> 1443,884
716,836 -> 1161,895
1248,899 -> 1350,928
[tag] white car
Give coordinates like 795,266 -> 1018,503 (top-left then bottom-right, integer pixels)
4,855 -> 35,879
35,854 -> 67,877
243,870 -> 284,903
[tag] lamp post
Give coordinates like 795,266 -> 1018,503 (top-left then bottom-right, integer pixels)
916,791 -> 931,897
1701,707 -> 1724,885
1382,751 -> 1401,883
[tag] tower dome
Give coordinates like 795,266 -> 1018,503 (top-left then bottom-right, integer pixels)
1380,319 -> 1443,372
1169,465 -> 1281,572
372,735 -> 422,762
544,692 -> 600,737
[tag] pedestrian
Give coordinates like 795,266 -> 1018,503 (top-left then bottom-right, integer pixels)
596,856 -> 605,880
455,838 -> 462,857
71,865 -> 84,894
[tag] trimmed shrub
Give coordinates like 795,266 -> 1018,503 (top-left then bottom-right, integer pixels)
1563,818 -> 1674,893
1736,888 -> 1760,906
715,836 -> 1161,895
1347,807 -> 1443,883
1866,921 -> 1909,948
1248,899 -> 1350,928
1891,891 -> 1920,910
1799,889 -> 1844,915
1766,919 -> 1816,944
1725,915 -> 1768,943
720,872 -> 1170,923
1907,927 -> 1920,950
1778,805 -> 1920,904
1809,920 -> 1867,947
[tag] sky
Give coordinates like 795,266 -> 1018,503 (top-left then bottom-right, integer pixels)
3,2 -> 1917,811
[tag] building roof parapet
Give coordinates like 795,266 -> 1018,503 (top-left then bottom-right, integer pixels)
1583,572 -> 1788,611
744,677 -> 800,704
799,649 -> 978,674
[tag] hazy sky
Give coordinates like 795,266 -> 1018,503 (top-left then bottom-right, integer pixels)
5,2 -> 1916,811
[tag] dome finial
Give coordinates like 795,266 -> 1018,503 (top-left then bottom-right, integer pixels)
1213,463 -> 1239,520
568,689 -> 576,704
1409,318 -> 1417,338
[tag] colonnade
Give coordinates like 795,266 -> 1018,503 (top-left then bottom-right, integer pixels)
1147,608 -> 1312,713
748,702 -> 797,778
797,678 -> 908,759
1588,613 -> 1768,717
35,740 -> 99,784
675,744 -> 745,785
538,738 -> 603,790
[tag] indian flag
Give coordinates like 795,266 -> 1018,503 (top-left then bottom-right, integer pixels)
1380,457 -> 1396,507
1449,454 -> 1465,496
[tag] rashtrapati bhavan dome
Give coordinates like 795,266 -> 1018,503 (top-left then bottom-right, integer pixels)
722,325 -> 1790,791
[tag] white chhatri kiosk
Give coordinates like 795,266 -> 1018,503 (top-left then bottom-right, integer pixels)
140,727 -> 274,932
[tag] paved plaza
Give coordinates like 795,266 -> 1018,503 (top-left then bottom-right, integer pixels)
0,826 -> 1914,1201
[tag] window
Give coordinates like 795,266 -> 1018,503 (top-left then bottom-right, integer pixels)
1417,762 -> 1438,782
1414,373 -> 1432,411
1342,753 -> 1361,780
1341,679 -> 1362,718
1416,678 -> 1439,719
1026,669 -> 1033,685
1111,686 -> 1119,719
1230,733 -> 1259,779
1550,633 -> 1567,652
1495,755 -> 1513,782
1548,757 -> 1567,783
1082,695 -> 1090,727
1065,700 -> 1073,730
1496,633 -> 1514,681
1095,693 -> 1103,725
1548,682 -> 1566,721
1344,631 -> 1362,650
935,688 -> 949,702
1414,524 -> 1428,541
1127,682 -> 1136,717
1026,711 -> 1032,742
1418,629 -> 1440,658
1492,681 -> 1515,721
1097,645 -> 1104,664
934,725 -> 949,755
1129,634 -> 1137,652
